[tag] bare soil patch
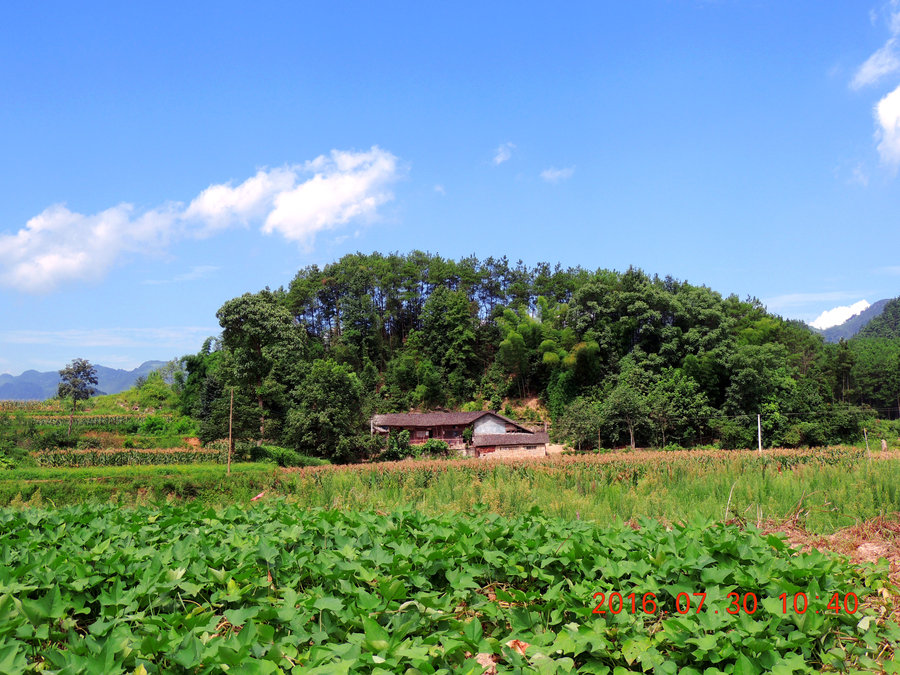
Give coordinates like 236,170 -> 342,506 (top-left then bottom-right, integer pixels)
764,514 -> 900,624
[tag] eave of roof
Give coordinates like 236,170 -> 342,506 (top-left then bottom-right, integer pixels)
473,432 -> 550,447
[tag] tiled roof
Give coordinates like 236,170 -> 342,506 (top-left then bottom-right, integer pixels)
474,432 -> 549,447
372,412 -> 484,427
371,411 -> 531,431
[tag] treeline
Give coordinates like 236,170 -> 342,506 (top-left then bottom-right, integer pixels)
175,251 -> 900,459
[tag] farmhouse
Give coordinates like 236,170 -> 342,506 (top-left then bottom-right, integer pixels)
370,411 -> 550,458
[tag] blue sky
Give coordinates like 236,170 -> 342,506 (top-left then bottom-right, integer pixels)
2,2 -> 900,375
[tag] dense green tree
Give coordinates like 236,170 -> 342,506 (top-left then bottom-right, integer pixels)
601,366 -> 651,449
283,359 -> 366,462
216,290 -> 307,443
848,338 -> 900,413
414,287 -> 478,383
835,339 -> 855,403
174,250 -> 899,459
647,369 -> 710,447
554,396 -> 603,450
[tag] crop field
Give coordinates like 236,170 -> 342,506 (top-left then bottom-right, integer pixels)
1,448 -> 899,672
0,502 -> 898,674
280,447 -> 900,534
30,447 -> 225,468
3,447 -> 900,527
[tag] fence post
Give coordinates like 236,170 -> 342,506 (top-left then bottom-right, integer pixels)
757,414 -> 762,453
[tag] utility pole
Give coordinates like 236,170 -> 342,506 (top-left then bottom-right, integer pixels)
227,387 -> 234,476
757,414 -> 762,453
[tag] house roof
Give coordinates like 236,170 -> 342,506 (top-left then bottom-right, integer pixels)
371,411 -> 531,432
474,432 -> 550,447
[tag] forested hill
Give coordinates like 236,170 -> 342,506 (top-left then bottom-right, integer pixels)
857,297 -> 900,339
177,251 -> 900,459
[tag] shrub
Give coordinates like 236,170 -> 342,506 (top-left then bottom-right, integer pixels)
121,419 -> 141,434
171,416 -> 197,435
420,439 -> 451,456
139,415 -> 168,435
0,441 -> 30,469
380,429 -> 412,461
76,437 -> 102,450
35,428 -> 79,451
716,418 -> 754,450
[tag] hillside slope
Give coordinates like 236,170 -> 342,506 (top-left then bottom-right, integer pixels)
857,297 -> 900,340
0,360 -> 167,401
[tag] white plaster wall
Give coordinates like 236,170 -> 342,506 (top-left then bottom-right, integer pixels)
473,414 -> 507,435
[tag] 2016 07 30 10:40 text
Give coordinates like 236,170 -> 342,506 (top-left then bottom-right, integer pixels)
591,591 -> 859,615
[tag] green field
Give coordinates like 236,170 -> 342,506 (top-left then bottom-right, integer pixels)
4,448 -> 899,534
2,449 -> 900,672
1,502 -> 897,674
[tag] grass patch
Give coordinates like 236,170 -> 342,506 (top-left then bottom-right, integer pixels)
0,503 -> 895,672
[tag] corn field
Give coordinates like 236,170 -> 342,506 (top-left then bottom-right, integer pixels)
30,447 -> 226,467
0,401 -> 62,412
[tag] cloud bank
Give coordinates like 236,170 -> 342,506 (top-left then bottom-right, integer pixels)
0,147 -> 400,293
809,299 -> 871,330
876,85 -> 900,166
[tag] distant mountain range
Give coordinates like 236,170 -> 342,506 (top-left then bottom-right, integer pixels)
811,299 -> 891,343
0,361 -> 167,401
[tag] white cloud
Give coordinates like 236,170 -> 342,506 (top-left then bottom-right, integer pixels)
540,166 -> 575,183
852,3 -> 900,165
810,300 -> 871,329
493,142 -> 515,165
853,1 -> 900,89
262,147 -> 399,245
876,84 -> 900,166
434,184 -> 446,195
0,203 -> 178,293
0,147 -> 400,293
184,168 -> 296,234
852,38 -> 900,89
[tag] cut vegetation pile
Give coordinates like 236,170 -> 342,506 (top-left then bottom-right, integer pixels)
0,503 -> 897,673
